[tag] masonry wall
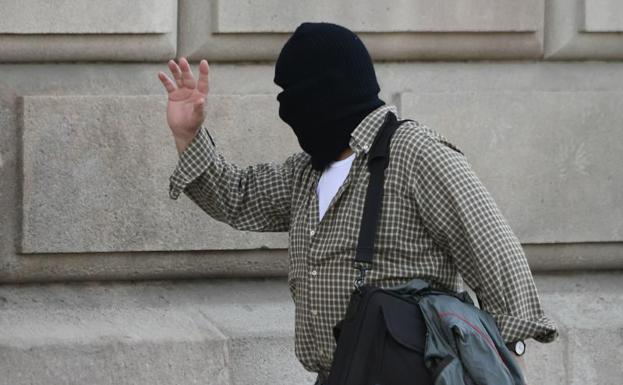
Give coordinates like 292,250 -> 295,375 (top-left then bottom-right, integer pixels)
0,1 -> 622,384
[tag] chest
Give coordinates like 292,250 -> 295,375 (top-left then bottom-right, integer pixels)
288,155 -> 414,263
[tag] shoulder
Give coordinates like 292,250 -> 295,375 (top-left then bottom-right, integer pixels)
283,151 -> 314,182
285,151 -> 311,167
282,151 -> 312,176
390,119 -> 465,168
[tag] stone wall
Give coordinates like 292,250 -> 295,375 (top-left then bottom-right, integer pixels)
0,1 -> 622,384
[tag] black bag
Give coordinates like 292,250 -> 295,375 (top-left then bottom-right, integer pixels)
326,285 -> 432,385
326,112 -> 433,385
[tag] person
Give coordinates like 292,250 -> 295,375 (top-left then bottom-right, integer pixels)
158,22 -> 558,384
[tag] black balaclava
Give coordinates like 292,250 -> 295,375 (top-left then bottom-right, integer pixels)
274,22 -> 385,171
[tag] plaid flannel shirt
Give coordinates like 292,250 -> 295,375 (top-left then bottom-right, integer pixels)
169,104 -> 558,375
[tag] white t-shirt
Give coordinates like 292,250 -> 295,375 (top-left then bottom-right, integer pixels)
317,152 -> 356,221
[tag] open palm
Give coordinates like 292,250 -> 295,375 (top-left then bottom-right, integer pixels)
158,58 -> 210,148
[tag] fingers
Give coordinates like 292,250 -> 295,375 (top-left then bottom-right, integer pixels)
179,57 -> 197,89
164,57 -> 208,93
197,60 -> 210,95
168,60 -> 183,88
158,72 -> 176,94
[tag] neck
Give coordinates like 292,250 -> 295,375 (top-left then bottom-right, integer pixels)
336,147 -> 354,160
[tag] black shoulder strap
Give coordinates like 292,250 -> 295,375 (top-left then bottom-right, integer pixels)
354,112 -> 410,265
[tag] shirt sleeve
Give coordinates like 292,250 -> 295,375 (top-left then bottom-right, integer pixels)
169,125 -> 299,232
411,135 -> 559,344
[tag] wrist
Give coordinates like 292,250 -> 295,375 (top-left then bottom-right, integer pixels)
174,135 -> 194,154
173,129 -> 200,154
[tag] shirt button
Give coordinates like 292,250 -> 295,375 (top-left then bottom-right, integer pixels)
311,309 -> 318,316
310,229 -> 315,236
362,144 -> 369,151
310,270 -> 318,277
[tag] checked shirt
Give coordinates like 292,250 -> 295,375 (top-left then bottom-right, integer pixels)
169,104 -> 558,375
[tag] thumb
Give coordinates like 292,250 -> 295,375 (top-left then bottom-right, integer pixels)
192,97 -> 205,123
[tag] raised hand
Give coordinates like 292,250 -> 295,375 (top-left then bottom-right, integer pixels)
158,57 -> 210,153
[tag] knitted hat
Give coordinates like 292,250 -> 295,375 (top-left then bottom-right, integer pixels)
274,22 -> 384,171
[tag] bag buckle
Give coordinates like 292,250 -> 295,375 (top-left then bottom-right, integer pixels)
353,261 -> 373,291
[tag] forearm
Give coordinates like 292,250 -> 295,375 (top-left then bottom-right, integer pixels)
413,137 -> 558,343
169,126 -> 294,232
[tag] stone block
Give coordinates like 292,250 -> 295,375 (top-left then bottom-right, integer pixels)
0,274 -> 621,384
537,277 -> 623,385
545,0 -> 623,59
0,328 -> 230,385
179,0 -> 544,61
0,0 -> 177,61
565,328 -> 623,385
0,279 -> 312,385
216,0 -> 540,33
228,336 -> 315,385
583,0 -> 623,32
5,62 -> 623,282
20,95 -> 296,253
0,0 -> 174,34
523,336 -> 567,384
399,91 -> 623,243
0,283 -> 231,385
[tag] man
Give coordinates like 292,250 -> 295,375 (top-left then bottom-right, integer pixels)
158,23 -> 558,384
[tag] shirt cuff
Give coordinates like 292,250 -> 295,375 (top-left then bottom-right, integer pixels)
493,312 -> 559,344
168,126 -> 217,200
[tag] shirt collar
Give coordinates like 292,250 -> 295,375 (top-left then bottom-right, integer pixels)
349,104 -> 399,155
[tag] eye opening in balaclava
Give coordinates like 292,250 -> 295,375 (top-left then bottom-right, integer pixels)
274,22 -> 385,171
